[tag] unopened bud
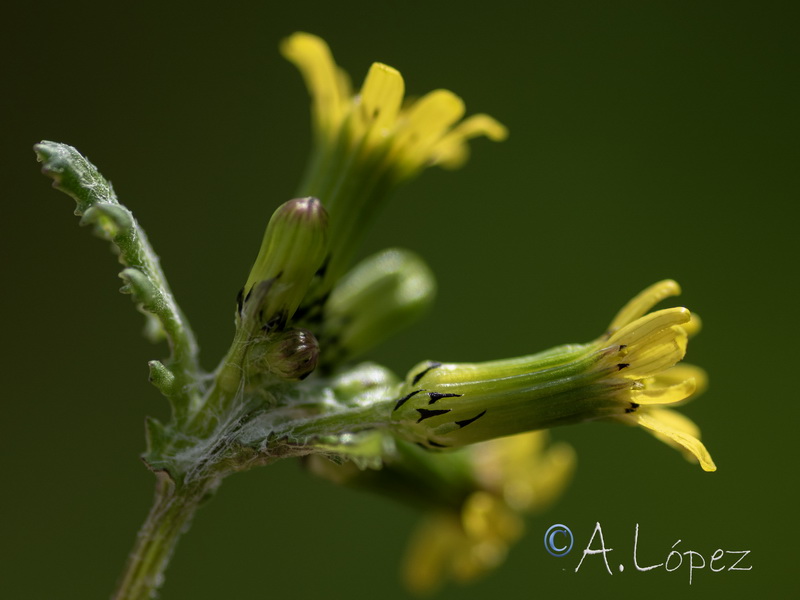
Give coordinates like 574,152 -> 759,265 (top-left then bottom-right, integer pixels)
321,248 -> 435,365
243,197 -> 328,330
255,327 -> 320,381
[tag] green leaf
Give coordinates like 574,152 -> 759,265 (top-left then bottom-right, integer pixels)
35,141 -> 202,421
143,416 -> 176,475
34,141 -> 118,215
148,360 -> 177,397
81,204 -> 134,239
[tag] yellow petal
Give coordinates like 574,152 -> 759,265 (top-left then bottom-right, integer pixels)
402,514 -> 462,594
431,114 -> 509,169
608,280 -> 681,332
630,377 -> 697,405
622,326 -> 688,378
681,311 -> 702,338
635,408 -> 717,472
281,32 -> 348,139
461,492 -> 523,546
450,113 -> 509,142
472,432 -> 545,491
517,441 -> 576,512
609,307 -> 690,349
472,432 -> 576,513
651,364 -> 708,397
356,62 -> 404,145
451,540 -> 506,584
391,89 -> 465,171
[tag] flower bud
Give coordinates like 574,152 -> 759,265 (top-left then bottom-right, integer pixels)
329,362 -> 400,408
249,328 -> 320,381
321,248 -> 436,365
242,197 -> 328,330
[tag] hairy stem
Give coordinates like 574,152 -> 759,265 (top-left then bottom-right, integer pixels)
113,474 -> 217,600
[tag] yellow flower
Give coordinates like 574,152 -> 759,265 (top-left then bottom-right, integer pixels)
402,492 -> 521,595
471,430 -> 577,513
390,280 -> 716,471
280,33 -> 508,297
305,428 -> 574,594
281,32 -> 508,181
602,280 -> 716,471
402,431 -> 576,594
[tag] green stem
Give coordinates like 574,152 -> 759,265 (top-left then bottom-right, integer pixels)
286,399 -> 393,440
112,474 -> 216,600
185,329 -> 251,437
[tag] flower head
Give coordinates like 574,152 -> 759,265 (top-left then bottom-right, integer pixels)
402,492 -> 522,594
281,32 -> 507,300
390,280 -> 715,471
281,32 -> 507,180
401,432 -> 575,594
306,430 -> 574,594
601,280 -> 716,471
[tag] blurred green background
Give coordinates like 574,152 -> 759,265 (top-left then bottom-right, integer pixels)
2,1 -> 797,598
